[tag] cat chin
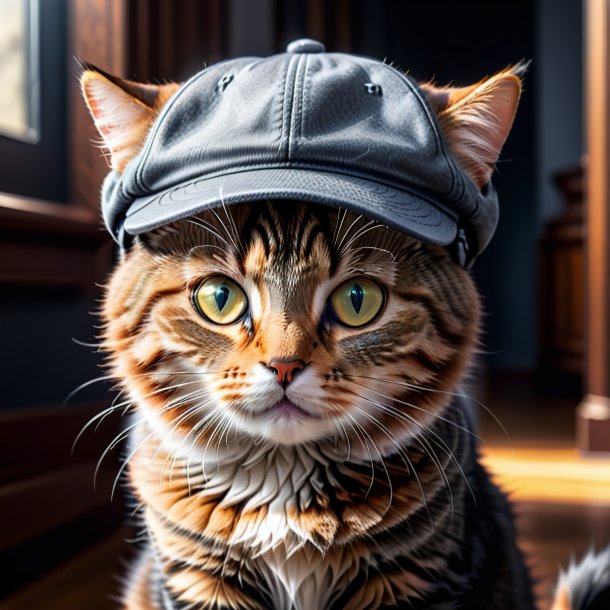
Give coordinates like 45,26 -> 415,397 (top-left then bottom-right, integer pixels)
235,413 -> 338,445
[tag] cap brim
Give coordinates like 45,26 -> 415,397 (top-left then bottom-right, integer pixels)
124,168 -> 458,246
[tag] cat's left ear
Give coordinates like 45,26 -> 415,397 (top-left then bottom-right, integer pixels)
419,65 -> 525,189
80,63 -> 179,172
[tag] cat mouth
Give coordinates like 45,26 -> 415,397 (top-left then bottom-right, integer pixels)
263,398 -> 321,420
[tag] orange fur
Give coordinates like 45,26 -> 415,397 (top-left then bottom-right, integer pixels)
81,68 -> 179,172
420,65 -> 524,187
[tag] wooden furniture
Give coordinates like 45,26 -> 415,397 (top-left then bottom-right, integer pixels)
538,165 -> 585,382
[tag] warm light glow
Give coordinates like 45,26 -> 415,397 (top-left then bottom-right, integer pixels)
481,447 -> 610,505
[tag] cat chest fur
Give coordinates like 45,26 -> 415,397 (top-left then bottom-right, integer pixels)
129,417 -> 463,609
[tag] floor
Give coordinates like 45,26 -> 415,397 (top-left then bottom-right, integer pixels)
3,375 -> 610,610
478,373 -> 610,609
0,528 -> 132,610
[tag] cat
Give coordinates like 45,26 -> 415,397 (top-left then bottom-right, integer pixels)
80,47 -> 607,610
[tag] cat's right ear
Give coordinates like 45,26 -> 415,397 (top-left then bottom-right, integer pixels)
80,63 -> 179,172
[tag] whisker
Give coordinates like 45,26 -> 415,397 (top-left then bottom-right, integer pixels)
340,221 -> 384,254
201,410 -> 231,479
350,392 -> 454,515
343,414 -> 376,499
351,374 -> 511,446
336,213 -> 364,252
334,416 -> 352,461
187,218 -> 233,251
63,374 -> 116,405
71,337 -> 104,349
216,188 -> 245,257
347,384 -> 476,508
350,245 -> 396,261
110,427 -> 158,500
344,411 -> 392,508
346,377 -> 483,443
351,404 -> 432,520
73,379 -> 209,454
94,417 -> 144,489
165,398 -> 218,484
332,208 -> 348,247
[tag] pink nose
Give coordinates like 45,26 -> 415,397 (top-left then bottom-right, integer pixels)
265,359 -> 306,386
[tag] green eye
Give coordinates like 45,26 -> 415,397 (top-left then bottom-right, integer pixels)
329,278 -> 385,328
193,277 -> 248,325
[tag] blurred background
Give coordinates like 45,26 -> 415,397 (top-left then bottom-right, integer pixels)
0,1 -> 608,609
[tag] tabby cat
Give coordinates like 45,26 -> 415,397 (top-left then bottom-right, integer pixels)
80,49 -> 602,610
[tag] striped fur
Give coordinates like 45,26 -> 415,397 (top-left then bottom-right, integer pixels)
99,202 -> 536,609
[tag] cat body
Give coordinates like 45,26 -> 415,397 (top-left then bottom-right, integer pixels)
80,40 -> 605,610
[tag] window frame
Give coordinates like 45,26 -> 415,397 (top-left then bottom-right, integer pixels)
0,0 -> 126,288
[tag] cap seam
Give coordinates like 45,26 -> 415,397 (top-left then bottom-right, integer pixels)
279,55 -> 299,161
289,53 -> 308,160
372,61 -> 469,206
396,67 -> 477,211
300,54 -> 312,141
395,69 -> 457,202
275,56 -> 290,159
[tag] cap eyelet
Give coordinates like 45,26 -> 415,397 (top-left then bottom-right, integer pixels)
364,82 -> 382,96
217,73 -> 234,91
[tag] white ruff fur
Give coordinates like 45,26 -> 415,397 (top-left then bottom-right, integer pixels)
130,411 -> 376,609
258,543 -> 362,609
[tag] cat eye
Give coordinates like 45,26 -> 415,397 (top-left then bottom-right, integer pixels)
192,276 -> 248,325
329,278 -> 385,328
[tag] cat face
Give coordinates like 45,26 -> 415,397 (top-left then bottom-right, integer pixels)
103,201 -> 479,449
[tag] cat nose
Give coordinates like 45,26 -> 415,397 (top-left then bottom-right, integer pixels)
264,358 -> 306,387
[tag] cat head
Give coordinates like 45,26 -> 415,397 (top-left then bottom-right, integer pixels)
82,60 -> 521,450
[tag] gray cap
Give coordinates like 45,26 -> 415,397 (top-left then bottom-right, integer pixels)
102,39 -> 499,266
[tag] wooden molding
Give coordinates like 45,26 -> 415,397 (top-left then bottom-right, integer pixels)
584,1 -> 610,397
0,191 -> 111,289
0,191 -> 97,231
580,0 -> 610,451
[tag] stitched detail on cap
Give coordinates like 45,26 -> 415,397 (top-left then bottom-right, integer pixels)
279,55 -> 299,161
288,53 -> 307,161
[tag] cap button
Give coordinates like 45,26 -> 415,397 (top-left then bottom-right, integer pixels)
286,39 -> 325,54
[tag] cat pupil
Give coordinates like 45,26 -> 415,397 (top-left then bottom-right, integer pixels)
350,284 -> 364,314
215,285 -> 230,311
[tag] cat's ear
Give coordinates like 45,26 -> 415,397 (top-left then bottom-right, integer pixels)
80,63 -> 180,172
419,65 -> 525,189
